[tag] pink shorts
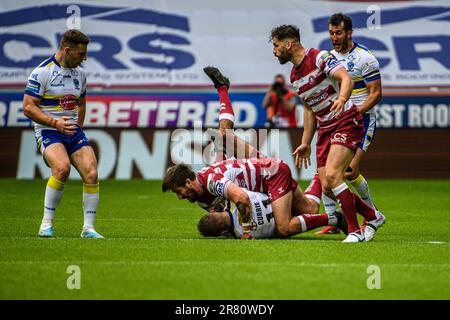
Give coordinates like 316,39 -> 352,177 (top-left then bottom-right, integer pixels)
264,161 -> 298,201
316,107 -> 364,168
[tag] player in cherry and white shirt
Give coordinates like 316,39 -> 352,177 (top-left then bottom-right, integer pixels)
270,25 -> 385,242
163,67 -> 333,240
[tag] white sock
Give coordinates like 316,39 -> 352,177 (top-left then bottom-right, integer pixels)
327,214 -> 337,226
83,192 -> 99,230
348,174 -> 376,209
322,192 -> 337,215
42,176 -> 65,226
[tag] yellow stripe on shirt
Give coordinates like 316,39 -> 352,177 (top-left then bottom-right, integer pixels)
352,87 -> 369,95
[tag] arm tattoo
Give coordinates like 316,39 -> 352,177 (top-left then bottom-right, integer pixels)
236,201 -> 252,224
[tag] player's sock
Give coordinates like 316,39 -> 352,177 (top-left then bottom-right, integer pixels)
304,173 -> 321,206
42,176 -> 65,225
297,214 -> 329,233
218,86 -> 235,124
82,182 -> 99,230
332,183 -> 360,234
354,193 -> 376,221
348,174 -> 376,209
322,192 -> 337,215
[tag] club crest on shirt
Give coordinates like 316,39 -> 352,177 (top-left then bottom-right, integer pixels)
73,78 -> 80,90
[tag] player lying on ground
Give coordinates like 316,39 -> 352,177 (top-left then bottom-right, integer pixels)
197,189 -> 348,239
163,67 -> 335,240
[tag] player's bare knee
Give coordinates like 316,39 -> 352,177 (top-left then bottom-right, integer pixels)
309,200 -> 319,214
52,163 -> 71,180
83,167 -> 98,184
324,170 -> 343,189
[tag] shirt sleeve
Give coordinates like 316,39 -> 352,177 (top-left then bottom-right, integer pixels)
24,67 -> 48,99
361,53 -> 381,83
206,173 -> 232,198
317,50 -> 344,77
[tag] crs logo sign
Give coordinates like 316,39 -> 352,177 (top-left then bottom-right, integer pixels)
313,6 -> 450,71
0,4 -> 195,70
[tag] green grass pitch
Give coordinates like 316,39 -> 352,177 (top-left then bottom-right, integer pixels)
0,179 -> 449,299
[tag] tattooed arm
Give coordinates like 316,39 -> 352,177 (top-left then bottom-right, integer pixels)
225,183 -> 254,240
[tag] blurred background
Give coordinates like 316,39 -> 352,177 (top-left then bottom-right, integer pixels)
1,0 -> 449,181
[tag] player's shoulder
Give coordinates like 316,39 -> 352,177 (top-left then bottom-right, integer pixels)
29,56 -> 57,79
308,48 -> 329,61
35,55 -> 59,71
353,43 -> 378,61
75,65 -> 87,77
313,49 -> 337,67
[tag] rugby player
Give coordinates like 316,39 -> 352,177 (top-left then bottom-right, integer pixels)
270,25 -> 385,242
23,30 -> 103,239
163,67 -> 326,240
317,13 -> 382,235
197,189 -> 348,239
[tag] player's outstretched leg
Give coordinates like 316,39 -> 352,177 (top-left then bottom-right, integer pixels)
203,66 -> 230,89
204,66 -> 261,161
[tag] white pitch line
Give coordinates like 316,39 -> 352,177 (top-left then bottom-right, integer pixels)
0,236 -> 447,244
0,260 -> 448,269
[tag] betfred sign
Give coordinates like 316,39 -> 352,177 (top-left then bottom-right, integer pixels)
2,92 -> 450,129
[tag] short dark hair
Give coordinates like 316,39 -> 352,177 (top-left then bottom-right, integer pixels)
197,214 -> 227,237
162,164 -> 196,192
60,29 -> 90,48
329,13 -> 353,31
270,25 -> 300,42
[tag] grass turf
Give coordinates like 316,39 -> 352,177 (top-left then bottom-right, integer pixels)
0,179 -> 448,299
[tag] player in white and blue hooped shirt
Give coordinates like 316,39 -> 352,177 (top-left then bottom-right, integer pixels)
23,29 -> 103,239
316,13 -> 383,235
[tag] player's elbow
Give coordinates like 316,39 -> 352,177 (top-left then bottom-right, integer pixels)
373,89 -> 382,103
23,103 -> 33,119
275,225 -> 290,238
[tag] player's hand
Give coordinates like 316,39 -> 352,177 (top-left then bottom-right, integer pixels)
240,233 -> 254,240
55,116 -> 77,136
293,144 -> 311,169
330,96 -> 346,119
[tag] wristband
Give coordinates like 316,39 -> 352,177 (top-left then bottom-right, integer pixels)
48,118 -> 56,128
338,95 -> 347,103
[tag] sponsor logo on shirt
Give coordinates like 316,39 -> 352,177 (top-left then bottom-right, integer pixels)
59,94 -> 78,110
25,80 -> 40,94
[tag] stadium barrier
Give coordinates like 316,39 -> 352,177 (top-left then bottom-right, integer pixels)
2,127 -> 450,180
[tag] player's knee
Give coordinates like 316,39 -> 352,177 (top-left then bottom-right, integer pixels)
83,167 -> 98,184
324,170 -> 343,189
52,162 -> 71,180
308,200 -> 319,214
